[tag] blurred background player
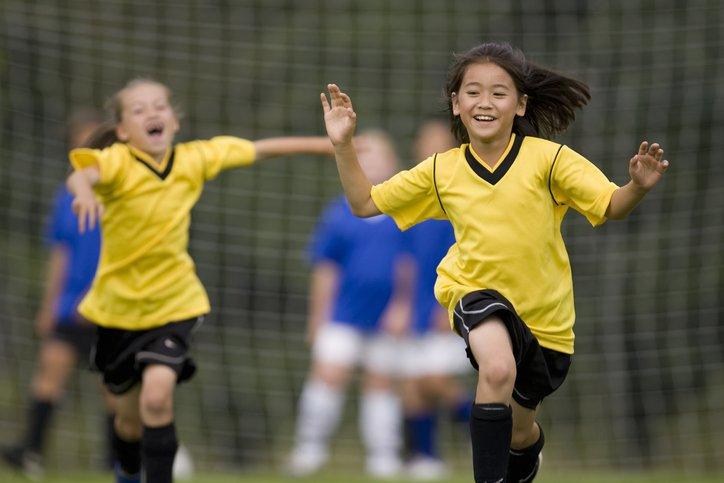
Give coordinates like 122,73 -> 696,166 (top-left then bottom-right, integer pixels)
399,119 -> 473,480
287,130 -> 410,479
1,109 -> 116,477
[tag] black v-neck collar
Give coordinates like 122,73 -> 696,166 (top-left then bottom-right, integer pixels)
131,147 -> 176,180
465,135 -> 524,185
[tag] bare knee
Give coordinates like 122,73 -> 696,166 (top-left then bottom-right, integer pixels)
140,365 -> 177,425
478,359 -> 516,392
310,362 -> 352,391
32,341 -> 76,400
511,424 -> 536,448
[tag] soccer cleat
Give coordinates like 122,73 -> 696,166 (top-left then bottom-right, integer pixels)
365,454 -> 402,479
405,455 -> 448,480
114,463 -> 141,483
518,452 -> 542,483
1,446 -> 43,480
286,445 -> 328,477
173,444 -> 195,480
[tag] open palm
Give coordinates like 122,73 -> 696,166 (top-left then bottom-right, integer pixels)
629,141 -> 669,190
320,84 -> 356,146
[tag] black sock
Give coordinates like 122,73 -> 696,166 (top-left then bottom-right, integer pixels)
24,399 -> 54,453
112,428 -> 141,476
508,424 -> 545,482
141,423 -> 178,483
469,403 -> 512,483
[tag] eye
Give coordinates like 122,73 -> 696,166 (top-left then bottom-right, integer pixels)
466,90 -> 479,96
493,92 -> 506,98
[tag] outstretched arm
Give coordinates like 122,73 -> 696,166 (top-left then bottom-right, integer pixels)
67,167 -> 103,233
320,84 -> 380,217
253,136 -> 334,161
606,141 -> 669,220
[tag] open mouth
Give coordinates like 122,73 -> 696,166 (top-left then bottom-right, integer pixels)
145,122 -> 165,139
473,115 -> 496,122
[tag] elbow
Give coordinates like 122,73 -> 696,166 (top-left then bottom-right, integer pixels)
350,204 -> 373,218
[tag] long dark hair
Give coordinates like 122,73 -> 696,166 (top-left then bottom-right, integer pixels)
444,42 -> 591,143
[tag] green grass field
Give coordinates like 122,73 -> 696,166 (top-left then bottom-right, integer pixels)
1,468 -> 722,483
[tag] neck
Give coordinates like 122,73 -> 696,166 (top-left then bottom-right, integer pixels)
469,134 -> 512,169
128,143 -> 169,165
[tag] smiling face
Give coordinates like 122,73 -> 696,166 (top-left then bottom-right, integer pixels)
452,62 -> 527,148
115,82 -> 179,160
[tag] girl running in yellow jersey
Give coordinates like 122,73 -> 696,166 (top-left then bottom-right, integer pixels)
321,42 -> 669,483
67,78 -> 333,483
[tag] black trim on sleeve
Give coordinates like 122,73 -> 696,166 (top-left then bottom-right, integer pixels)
432,153 -> 447,214
131,147 -> 176,180
464,134 -> 523,185
548,145 -> 564,205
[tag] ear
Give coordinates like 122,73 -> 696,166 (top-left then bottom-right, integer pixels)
451,92 -> 460,116
170,114 -> 180,135
115,124 -> 129,142
516,93 -> 528,117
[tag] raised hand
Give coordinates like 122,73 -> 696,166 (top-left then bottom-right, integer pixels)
320,84 -> 356,146
629,141 -> 670,191
72,192 -> 104,233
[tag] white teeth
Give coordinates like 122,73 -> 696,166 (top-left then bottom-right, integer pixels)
474,115 -> 495,121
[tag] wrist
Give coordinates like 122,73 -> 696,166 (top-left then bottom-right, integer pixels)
628,180 -> 650,196
332,139 -> 354,150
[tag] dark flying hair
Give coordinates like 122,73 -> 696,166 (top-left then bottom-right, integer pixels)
444,42 -> 591,143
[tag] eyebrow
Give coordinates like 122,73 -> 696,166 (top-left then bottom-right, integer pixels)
462,81 -> 511,90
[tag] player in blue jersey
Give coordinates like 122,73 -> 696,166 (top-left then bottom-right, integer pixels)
2,110 -> 113,477
400,120 -> 473,479
287,131 -> 410,478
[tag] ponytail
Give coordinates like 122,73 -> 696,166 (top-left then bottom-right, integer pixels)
81,122 -> 119,149
514,62 -> 590,138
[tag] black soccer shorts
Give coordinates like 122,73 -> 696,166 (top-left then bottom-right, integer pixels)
452,289 -> 571,409
91,316 -> 204,395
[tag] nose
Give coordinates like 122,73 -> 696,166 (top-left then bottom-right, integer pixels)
476,93 -> 493,110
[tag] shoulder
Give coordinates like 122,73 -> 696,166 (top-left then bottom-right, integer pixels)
521,136 -> 562,156
433,146 -> 463,163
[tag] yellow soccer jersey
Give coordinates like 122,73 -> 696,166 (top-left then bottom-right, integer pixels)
371,134 -> 618,353
69,136 -> 256,330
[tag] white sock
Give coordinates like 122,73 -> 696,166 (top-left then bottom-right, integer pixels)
360,390 -> 402,463
293,379 -> 345,455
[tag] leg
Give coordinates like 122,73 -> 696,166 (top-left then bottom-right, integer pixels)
288,359 -> 353,475
507,401 -> 544,482
1,339 -> 76,476
289,322 -> 360,476
468,316 -> 516,483
359,332 -> 405,478
402,376 -> 439,460
139,364 -> 178,483
113,384 -> 142,482
26,339 -> 78,452
360,370 -> 402,478
99,381 -> 118,470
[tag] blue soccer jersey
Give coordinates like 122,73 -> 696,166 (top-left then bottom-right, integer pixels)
309,196 -> 405,332
46,186 -> 101,324
405,220 -> 456,333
